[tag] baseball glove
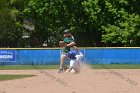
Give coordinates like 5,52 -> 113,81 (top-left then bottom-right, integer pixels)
59,41 -> 66,47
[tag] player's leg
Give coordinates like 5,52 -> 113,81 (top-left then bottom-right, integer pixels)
58,53 -> 67,73
60,54 -> 66,69
72,61 -> 80,73
66,60 -> 74,73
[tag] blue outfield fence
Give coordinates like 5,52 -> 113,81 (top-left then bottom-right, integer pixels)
0,47 -> 140,65
0,49 -> 60,65
85,48 -> 140,64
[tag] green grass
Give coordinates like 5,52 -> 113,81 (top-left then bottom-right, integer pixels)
91,64 -> 140,69
0,74 -> 36,81
0,65 -> 59,70
0,64 -> 140,70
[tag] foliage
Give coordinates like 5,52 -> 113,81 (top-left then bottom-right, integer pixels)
0,0 -> 140,47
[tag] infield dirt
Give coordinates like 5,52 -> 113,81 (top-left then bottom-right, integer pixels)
0,65 -> 140,93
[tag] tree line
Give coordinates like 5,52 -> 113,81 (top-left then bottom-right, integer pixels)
0,0 -> 140,47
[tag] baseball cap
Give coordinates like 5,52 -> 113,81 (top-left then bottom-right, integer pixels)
64,29 -> 70,34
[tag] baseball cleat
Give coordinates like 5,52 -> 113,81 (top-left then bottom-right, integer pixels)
58,69 -> 63,73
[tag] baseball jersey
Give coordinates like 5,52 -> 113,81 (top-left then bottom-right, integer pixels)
64,37 -> 74,44
70,54 -> 83,68
62,37 -> 74,53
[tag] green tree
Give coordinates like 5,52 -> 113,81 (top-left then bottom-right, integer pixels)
83,0 -> 140,46
0,0 -> 22,47
101,0 -> 140,46
1,0 -> 140,47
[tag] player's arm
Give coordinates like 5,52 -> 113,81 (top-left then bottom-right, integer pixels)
73,46 -> 84,58
66,42 -> 75,47
73,46 -> 83,54
78,50 -> 84,57
59,41 -> 67,48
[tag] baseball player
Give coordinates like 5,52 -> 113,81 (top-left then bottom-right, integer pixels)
65,46 -> 84,73
58,29 -> 75,73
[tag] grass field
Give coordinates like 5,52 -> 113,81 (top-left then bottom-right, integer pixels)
91,64 -> 140,69
0,64 -> 140,70
0,74 -> 36,81
0,65 -> 59,70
